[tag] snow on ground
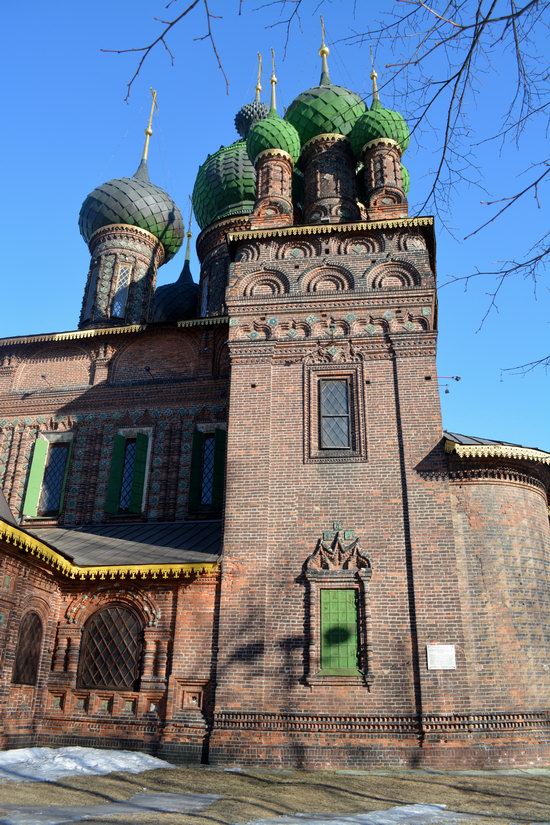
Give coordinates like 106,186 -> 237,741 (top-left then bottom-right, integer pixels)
0,746 -> 172,782
0,802 -> 493,825
243,807 -> 487,824
0,792 -> 221,825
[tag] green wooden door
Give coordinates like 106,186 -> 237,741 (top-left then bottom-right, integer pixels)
320,589 -> 359,674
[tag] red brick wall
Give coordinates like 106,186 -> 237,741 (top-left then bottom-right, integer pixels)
0,545 -> 219,760
451,471 -> 550,711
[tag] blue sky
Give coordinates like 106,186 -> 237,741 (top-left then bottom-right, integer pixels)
1,1 -> 548,448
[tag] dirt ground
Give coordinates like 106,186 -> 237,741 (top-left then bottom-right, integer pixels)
0,764 -> 549,824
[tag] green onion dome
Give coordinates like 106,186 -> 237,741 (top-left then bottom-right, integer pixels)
192,140 -> 257,230
235,100 -> 270,139
285,83 -> 366,148
349,99 -> 411,159
79,160 -> 184,261
247,110 -> 301,165
401,163 -> 410,195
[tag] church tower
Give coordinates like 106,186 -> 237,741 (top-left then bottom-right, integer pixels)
204,34 -> 471,765
78,91 -> 184,328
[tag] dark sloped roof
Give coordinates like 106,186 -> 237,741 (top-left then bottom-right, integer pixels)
30,520 -> 222,567
0,489 -> 16,526
444,431 -> 545,452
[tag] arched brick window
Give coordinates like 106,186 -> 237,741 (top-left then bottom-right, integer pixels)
77,604 -> 143,691
12,611 -> 43,686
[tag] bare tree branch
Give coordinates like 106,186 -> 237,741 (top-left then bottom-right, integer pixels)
101,0 -> 232,100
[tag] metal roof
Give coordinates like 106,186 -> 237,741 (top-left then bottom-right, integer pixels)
443,431 -> 546,452
30,520 -> 222,567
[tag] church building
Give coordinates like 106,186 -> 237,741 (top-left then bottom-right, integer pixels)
0,36 -> 549,768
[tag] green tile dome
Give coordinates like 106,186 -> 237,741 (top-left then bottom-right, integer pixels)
285,83 -> 366,147
401,163 -> 410,195
79,161 -> 184,261
192,140 -> 257,231
349,100 -> 411,158
247,111 -> 301,165
235,100 -> 270,138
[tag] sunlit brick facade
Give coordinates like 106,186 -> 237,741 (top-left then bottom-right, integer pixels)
1,48 -> 549,768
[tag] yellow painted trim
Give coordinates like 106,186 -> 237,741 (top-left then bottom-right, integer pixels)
445,439 -> 550,466
0,325 -> 146,347
0,519 -> 219,581
0,317 -> 227,347
227,216 -> 433,242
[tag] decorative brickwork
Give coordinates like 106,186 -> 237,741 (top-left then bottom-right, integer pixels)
1,70 -> 549,768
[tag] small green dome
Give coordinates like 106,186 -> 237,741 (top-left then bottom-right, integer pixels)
192,140 -> 256,230
247,110 -> 301,165
401,163 -> 410,195
349,100 -> 410,158
235,100 -> 270,138
79,161 -> 184,261
285,83 -> 366,147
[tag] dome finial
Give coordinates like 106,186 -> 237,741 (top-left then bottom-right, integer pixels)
255,52 -> 263,103
142,88 -> 158,163
270,48 -> 278,112
185,197 -> 193,262
319,16 -> 331,86
370,49 -> 380,105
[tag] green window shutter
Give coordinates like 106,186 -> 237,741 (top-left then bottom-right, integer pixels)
105,434 -> 127,514
57,441 -> 73,514
188,430 -> 205,512
22,439 -> 49,517
129,433 -> 149,514
320,589 -> 359,675
212,428 -> 227,512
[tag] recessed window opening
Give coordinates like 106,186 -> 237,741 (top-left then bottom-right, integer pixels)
319,379 -> 351,449
38,443 -> 70,516
12,611 -> 43,686
77,605 -> 143,691
119,438 -> 137,511
83,265 -> 100,321
111,265 -> 131,318
200,435 -> 216,505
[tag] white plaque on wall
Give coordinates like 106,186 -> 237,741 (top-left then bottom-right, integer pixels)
426,644 -> 456,670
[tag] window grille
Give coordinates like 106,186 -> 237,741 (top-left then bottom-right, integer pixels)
77,605 -> 143,691
111,265 -> 132,318
118,439 -> 137,511
319,379 -> 351,449
12,611 -> 43,685
105,433 -> 149,516
38,443 -> 70,515
188,428 -> 226,513
200,435 -> 216,505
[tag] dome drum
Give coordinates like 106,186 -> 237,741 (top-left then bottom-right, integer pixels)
359,142 -> 409,221
302,133 -> 360,225
79,224 -> 162,329
250,151 -> 294,229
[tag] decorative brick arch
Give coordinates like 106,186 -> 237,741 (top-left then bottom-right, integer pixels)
65,587 -> 161,628
339,235 -> 385,256
235,243 -> 260,263
366,260 -> 421,290
110,331 -> 197,383
240,270 -> 290,298
275,240 -> 318,260
15,346 -> 92,391
301,266 -> 354,294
